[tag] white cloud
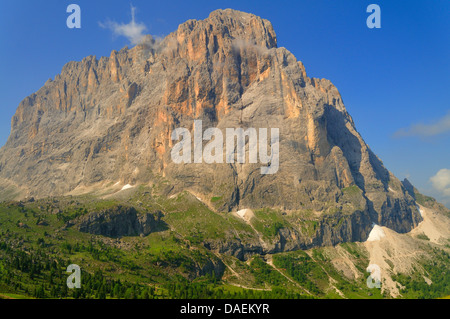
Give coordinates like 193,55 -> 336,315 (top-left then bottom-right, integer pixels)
100,5 -> 147,45
430,168 -> 450,198
393,111 -> 450,138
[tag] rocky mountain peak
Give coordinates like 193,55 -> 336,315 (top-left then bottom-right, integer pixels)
0,9 -> 423,243
169,9 -> 277,52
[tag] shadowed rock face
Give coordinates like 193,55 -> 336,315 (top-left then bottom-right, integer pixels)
75,206 -> 163,237
0,9 -> 421,239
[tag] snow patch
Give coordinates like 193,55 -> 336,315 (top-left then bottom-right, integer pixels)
416,205 -> 424,217
113,181 -> 120,187
236,209 -> 255,222
366,223 -> 386,242
121,184 -> 134,191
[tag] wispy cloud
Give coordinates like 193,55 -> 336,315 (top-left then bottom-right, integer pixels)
100,5 -> 147,45
393,111 -> 450,138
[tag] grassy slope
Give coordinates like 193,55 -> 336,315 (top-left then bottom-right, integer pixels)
0,185 -> 448,299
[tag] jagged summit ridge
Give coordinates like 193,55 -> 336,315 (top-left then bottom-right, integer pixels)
0,9 -> 422,244
171,9 -> 277,50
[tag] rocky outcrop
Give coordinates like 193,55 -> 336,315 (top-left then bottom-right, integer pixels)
75,205 -> 163,237
203,209 -> 375,260
0,9 -> 422,244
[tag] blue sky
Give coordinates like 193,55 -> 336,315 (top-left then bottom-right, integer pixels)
0,0 -> 449,206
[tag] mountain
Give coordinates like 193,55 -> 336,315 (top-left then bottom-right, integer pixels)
0,9 -> 423,244
0,8 -> 449,300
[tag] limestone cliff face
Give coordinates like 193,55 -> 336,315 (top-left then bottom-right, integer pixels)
0,9 -> 421,240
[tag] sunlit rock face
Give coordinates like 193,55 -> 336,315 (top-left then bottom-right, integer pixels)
0,9 -> 422,241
